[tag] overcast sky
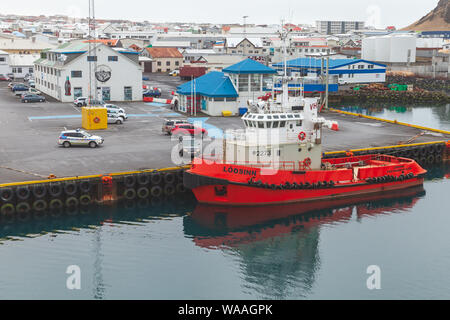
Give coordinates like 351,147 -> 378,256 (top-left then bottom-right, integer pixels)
2,0 -> 438,29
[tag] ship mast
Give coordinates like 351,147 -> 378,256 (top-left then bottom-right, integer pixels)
276,20 -> 292,111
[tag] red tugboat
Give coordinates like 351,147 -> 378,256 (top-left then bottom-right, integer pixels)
184,35 -> 426,207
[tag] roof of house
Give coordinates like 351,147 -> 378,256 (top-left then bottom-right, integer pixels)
226,37 -> 263,48
83,39 -> 119,47
145,47 -> 183,58
223,58 -> 277,74
9,53 -> 40,66
0,38 -> 55,51
272,58 -> 386,69
177,71 -> 238,97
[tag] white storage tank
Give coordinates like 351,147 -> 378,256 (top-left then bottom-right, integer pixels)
389,34 -> 416,63
375,35 -> 391,62
362,36 -> 376,61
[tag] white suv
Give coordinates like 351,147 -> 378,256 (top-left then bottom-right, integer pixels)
107,110 -> 126,124
104,104 -> 128,120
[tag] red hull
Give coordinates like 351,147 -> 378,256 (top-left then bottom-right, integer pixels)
185,155 -> 427,206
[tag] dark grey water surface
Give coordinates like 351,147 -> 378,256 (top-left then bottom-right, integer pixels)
0,103 -> 449,300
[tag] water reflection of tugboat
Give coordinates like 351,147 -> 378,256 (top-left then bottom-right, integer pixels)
187,186 -> 425,238
184,187 -> 425,298
184,29 -> 427,207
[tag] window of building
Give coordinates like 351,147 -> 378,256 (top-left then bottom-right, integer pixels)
175,61 -> 179,66
108,56 -> 118,62
368,65 -> 374,69
74,87 -> 83,98
87,56 -> 97,62
157,61 -> 162,66
166,61 -> 170,66
250,74 -> 261,92
157,69 -> 161,72
124,86 -> 132,101
238,74 -> 249,92
29,68 -> 33,74
296,120 -> 302,127
280,121 -> 286,128
0,57 -> 5,62
71,71 -> 82,78
226,97 -> 237,102
214,97 -> 224,102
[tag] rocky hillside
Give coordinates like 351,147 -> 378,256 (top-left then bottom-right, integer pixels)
403,0 -> 450,31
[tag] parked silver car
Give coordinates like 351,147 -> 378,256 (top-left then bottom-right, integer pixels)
107,110 -> 126,124
58,129 -> 104,148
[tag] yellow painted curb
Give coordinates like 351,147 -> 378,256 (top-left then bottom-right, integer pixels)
0,166 -> 190,188
329,108 -> 450,136
325,140 -> 448,156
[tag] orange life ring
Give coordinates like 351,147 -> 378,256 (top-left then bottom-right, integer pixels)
93,117 -> 100,124
298,131 -> 306,141
304,157 -> 312,167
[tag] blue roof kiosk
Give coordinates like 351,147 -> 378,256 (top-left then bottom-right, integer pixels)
176,59 -> 277,116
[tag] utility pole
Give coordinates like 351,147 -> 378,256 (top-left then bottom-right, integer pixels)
243,16 -> 248,37
325,55 -> 329,110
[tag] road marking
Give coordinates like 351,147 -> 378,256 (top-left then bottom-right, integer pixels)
28,115 -> 82,121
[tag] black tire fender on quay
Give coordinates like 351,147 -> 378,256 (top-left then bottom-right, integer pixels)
48,183 -> 63,197
151,185 -> 163,198
123,188 -> 137,200
33,199 -> 48,212
0,188 -> 14,202
49,199 -> 64,210
137,187 -> 150,199
79,180 -> 92,194
164,172 -> 176,185
65,197 -> 79,208
151,172 -> 162,185
1,203 -> 15,216
79,195 -> 92,206
64,182 -> 78,196
137,174 -> 150,186
124,175 -> 136,188
164,184 -> 176,196
16,185 -> 31,201
16,202 -> 31,214
32,184 -> 47,199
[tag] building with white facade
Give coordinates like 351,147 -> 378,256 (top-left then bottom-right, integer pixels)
273,58 -> 386,85
34,41 -> 143,102
9,54 -> 39,79
0,50 -> 9,78
316,21 -> 365,35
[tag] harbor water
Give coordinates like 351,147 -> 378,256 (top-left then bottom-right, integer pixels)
0,103 -> 449,300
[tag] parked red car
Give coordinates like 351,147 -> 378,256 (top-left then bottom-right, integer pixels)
171,124 -> 207,137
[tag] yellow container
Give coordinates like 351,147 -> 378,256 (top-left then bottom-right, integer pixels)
222,110 -> 232,117
82,107 -> 108,130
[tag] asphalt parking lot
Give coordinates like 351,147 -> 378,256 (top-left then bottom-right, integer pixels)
0,75 -> 448,184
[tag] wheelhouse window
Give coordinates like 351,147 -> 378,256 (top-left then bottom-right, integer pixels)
258,122 -> 264,129
273,121 -> 279,128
